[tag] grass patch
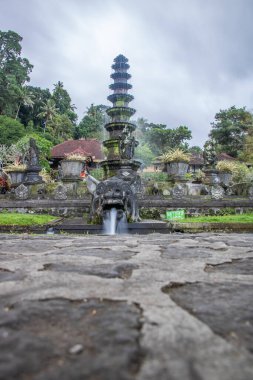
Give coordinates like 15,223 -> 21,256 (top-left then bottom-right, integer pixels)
180,214 -> 253,223
0,212 -> 57,226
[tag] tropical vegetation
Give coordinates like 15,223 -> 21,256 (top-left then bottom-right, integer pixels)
1,29 -> 253,173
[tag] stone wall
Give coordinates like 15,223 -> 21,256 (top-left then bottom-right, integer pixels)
0,196 -> 252,218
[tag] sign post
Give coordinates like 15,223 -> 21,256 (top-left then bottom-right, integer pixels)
166,209 -> 185,220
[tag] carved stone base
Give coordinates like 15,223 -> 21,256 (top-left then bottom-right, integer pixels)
24,166 -> 43,185
100,159 -> 141,179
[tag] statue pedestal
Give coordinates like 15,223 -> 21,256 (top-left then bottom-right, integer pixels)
100,159 -> 141,179
24,166 -> 43,185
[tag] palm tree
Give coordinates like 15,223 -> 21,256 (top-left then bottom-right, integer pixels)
54,81 -> 64,89
37,99 -> 58,133
15,87 -> 34,119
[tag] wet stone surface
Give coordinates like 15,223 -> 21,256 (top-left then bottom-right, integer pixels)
164,282 -> 253,353
39,262 -> 138,279
205,257 -> 253,275
0,267 -> 25,282
160,246 -> 212,259
0,232 -> 253,380
0,298 -> 143,380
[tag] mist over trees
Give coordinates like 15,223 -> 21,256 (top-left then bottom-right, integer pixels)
0,29 -> 252,168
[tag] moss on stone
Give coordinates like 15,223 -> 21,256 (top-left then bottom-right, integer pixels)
46,183 -> 59,194
140,207 -> 161,220
77,182 -> 89,198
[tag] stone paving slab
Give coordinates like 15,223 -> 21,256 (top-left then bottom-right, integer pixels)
0,232 -> 253,380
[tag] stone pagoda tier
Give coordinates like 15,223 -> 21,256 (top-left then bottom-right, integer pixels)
100,54 -> 141,178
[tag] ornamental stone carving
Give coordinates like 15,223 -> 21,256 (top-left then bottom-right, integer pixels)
53,184 -> 68,200
210,185 -> 225,200
14,184 -> 29,200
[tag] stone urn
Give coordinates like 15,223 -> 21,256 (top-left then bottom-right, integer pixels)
60,159 -> 84,181
203,168 -> 220,186
166,161 -> 189,181
218,171 -> 232,187
6,169 -> 26,188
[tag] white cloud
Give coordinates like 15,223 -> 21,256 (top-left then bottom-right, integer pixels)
1,0 -> 253,146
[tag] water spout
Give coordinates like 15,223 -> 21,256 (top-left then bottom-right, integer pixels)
103,208 -> 117,235
103,208 -> 128,235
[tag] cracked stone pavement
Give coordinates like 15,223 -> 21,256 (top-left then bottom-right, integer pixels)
0,232 -> 253,380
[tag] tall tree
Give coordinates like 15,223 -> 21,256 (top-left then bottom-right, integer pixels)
240,127 -> 253,163
75,104 -> 109,140
18,86 -> 51,128
209,106 -> 253,157
15,86 -> 34,119
37,99 -> 58,133
0,30 -> 33,117
52,81 -> 77,123
144,123 -> 192,155
47,114 -> 74,142
188,145 -> 203,154
135,143 -> 155,166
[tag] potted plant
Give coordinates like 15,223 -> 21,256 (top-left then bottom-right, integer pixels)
216,160 -> 234,186
60,152 -> 87,180
161,149 -> 190,180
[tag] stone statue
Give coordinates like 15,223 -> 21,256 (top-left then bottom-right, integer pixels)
27,138 -> 40,168
24,138 -> 43,184
119,127 -> 138,160
203,139 -> 217,168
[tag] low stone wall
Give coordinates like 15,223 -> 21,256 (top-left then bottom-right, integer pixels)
0,196 -> 252,218
139,196 -> 253,218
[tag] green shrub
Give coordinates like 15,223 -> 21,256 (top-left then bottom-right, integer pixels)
89,167 -> 104,180
141,172 -> 168,182
161,148 -> 190,163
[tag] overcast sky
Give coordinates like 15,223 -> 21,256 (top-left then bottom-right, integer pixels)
1,0 -> 253,146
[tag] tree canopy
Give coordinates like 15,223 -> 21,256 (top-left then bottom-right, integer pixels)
209,106 -> 253,157
0,30 -> 33,117
0,115 -> 26,145
136,121 -> 192,156
75,104 -> 109,140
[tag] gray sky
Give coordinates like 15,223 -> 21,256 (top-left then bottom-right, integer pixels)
1,0 -> 253,146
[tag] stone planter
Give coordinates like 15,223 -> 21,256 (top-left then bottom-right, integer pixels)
166,161 -> 189,181
218,171 -> 232,187
203,169 -> 220,186
60,160 -> 84,180
6,170 -> 26,188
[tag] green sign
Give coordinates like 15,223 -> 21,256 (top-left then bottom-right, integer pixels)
166,209 -> 185,220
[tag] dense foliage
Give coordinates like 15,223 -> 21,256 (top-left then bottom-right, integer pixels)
74,104 -> 109,140
0,30 -> 33,117
0,115 -> 26,145
209,106 -> 253,158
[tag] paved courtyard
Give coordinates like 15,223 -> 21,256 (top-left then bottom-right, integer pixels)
0,232 -> 253,380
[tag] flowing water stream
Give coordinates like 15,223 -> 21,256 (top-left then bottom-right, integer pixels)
103,208 -> 128,235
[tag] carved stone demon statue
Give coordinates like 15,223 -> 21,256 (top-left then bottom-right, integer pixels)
87,169 -> 141,223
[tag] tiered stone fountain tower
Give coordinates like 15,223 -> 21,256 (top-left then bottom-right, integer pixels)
89,55 -> 141,224
100,54 -> 140,178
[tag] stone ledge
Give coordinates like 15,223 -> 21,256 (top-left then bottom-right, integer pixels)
171,222 -> 253,233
